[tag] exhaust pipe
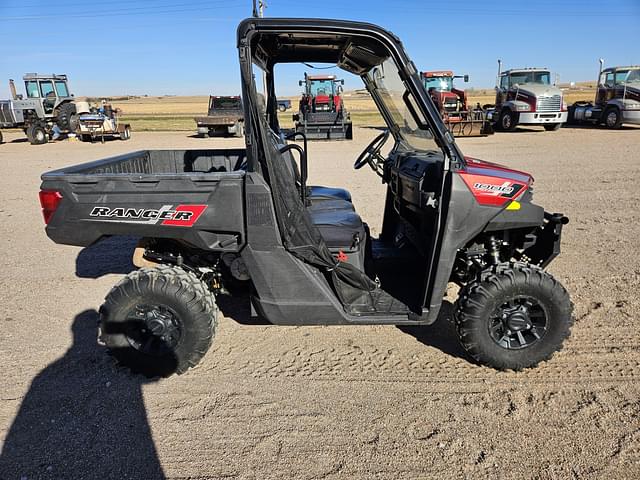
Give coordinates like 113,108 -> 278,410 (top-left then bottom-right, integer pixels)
496,59 -> 502,88
9,79 -> 17,100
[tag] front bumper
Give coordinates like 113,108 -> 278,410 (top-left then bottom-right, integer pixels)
622,109 -> 640,125
522,212 -> 569,268
518,111 -> 568,125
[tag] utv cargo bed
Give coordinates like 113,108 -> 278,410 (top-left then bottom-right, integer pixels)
40,149 -> 247,251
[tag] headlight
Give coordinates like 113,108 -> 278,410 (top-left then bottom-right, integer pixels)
516,103 -> 531,112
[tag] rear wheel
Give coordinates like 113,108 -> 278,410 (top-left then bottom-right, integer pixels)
455,263 -> 573,370
498,109 -> 518,132
99,265 -> 218,377
55,102 -> 77,131
543,123 -> 562,131
604,107 -> 622,129
278,104 -> 287,112
26,124 -> 48,145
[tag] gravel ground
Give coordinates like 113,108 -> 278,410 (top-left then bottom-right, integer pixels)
0,126 -> 639,479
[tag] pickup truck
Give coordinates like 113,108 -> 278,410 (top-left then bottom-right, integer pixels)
277,98 -> 292,112
194,95 -> 244,138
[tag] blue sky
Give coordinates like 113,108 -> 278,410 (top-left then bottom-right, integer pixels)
1,0 -> 638,98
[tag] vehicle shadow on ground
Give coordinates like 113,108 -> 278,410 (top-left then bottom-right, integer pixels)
399,301 -> 470,361
75,236 -> 139,278
0,310 -> 166,479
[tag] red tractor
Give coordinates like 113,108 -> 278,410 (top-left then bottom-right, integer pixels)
422,70 -> 492,137
294,73 -> 353,140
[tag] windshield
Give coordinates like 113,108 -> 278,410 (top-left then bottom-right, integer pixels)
55,81 -> 69,97
212,97 -> 241,109
368,57 -> 439,152
308,79 -> 335,96
619,69 -> 640,85
424,76 -> 453,92
508,71 -> 551,86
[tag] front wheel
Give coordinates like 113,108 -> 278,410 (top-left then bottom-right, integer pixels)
26,124 -> 48,145
543,123 -> 562,131
99,265 -> 218,377
604,107 -> 622,129
498,109 -> 518,132
455,263 -> 573,370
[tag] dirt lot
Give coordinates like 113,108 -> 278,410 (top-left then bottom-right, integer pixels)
0,125 -> 639,479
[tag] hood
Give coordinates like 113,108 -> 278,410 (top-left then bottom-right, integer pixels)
459,157 -> 534,207
516,83 -> 562,97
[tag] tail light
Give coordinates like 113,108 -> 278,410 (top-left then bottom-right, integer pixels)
39,190 -> 63,224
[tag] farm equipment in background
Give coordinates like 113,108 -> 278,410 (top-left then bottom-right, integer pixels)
75,100 -> 131,142
293,73 -> 353,140
421,71 -> 493,137
568,59 -> 640,129
194,95 -> 244,138
487,61 -> 567,132
0,74 -> 76,145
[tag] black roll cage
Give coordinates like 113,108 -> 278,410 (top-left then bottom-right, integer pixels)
236,17 -> 466,173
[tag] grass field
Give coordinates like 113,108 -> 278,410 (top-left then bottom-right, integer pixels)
105,87 -> 598,132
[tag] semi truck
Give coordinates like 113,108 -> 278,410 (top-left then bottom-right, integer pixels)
487,61 -> 567,132
568,60 -> 640,129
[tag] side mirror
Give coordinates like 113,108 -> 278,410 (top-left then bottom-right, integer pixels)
463,75 -> 469,82
341,79 -> 345,85
298,80 -> 303,86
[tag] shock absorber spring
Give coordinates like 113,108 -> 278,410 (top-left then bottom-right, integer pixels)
487,236 -> 501,265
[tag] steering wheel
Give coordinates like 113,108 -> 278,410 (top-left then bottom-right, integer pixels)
354,129 -> 390,177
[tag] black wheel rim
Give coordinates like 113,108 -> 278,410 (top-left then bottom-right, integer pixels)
488,296 -> 548,350
124,303 -> 183,356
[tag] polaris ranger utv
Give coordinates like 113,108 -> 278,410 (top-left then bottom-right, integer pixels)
39,18 -> 572,377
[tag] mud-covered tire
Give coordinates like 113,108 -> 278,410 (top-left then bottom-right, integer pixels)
55,102 -> 76,131
543,123 -> 562,131
99,265 -> 218,377
454,263 -> 573,370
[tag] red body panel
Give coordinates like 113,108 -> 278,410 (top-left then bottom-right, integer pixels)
459,157 -> 533,207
